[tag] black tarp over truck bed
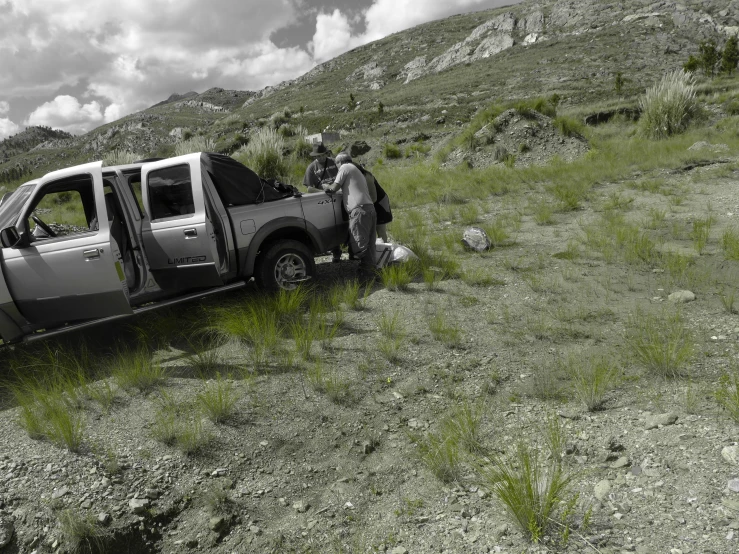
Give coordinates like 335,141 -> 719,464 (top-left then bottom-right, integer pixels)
200,153 -> 294,206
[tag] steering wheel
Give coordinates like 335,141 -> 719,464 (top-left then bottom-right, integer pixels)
32,214 -> 57,238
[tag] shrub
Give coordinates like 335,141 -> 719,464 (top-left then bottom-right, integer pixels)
383,143 -> 402,159
233,127 -> 287,179
639,70 -> 697,139
103,149 -> 140,166
174,136 -> 216,156
553,116 -> 585,138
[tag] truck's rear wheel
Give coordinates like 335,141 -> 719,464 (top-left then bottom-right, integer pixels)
255,240 -> 315,291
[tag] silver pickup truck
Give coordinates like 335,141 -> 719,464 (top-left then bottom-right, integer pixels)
0,152 -> 348,344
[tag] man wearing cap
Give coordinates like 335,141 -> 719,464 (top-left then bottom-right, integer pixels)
322,152 -> 377,279
304,143 -> 338,193
304,143 -> 343,262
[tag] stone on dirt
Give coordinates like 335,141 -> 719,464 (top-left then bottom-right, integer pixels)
461,227 -> 491,252
723,445 -> 739,465
645,412 -> 678,430
0,516 -> 13,548
594,479 -> 611,501
668,290 -> 695,303
129,498 -> 150,514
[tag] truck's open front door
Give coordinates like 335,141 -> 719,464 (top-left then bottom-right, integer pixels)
0,161 -> 133,327
140,154 -> 225,293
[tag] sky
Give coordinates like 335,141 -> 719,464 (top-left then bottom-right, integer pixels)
0,0 -> 523,139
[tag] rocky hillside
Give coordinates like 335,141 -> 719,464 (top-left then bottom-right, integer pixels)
1,0 -> 738,180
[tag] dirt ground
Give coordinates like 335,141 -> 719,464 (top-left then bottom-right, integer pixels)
1,155 -> 739,554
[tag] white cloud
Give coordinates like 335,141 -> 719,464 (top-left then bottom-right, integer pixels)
25,96 -> 104,135
0,118 -> 20,141
363,0 -> 500,41
309,1 -> 513,65
0,101 -> 9,115
311,9 -> 364,63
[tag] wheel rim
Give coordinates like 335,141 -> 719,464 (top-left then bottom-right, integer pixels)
273,253 -> 308,289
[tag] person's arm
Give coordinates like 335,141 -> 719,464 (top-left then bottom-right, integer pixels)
322,165 -> 343,193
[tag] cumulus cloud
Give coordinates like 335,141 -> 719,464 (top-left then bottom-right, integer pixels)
312,9 -> 364,64
25,96 -> 104,135
0,101 -> 9,116
4,0 -> 520,134
0,119 -> 20,141
310,0 -> 517,64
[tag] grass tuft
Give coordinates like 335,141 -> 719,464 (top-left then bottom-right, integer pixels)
196,373 -> 240,423
625,309 -> 693,378
639,70 -> 697,139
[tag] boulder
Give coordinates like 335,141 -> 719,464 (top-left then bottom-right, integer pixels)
668,290 -> 695,303
349,141 -> 371,157
461,227 -> 491,252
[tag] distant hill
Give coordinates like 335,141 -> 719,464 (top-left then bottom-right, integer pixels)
1,0 -> 737,181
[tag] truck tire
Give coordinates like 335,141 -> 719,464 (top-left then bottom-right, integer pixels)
254,239 -> 316,291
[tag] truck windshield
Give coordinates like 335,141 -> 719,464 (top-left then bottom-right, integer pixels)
0,184 -> 35,230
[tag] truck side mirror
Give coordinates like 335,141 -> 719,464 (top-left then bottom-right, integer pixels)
0,226 -> 26,249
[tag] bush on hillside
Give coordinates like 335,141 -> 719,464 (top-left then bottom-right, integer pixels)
383,143 -> 402,159
174,136 -> 216,157
103,149 -> 140,166
639,70 -> 697,140
234,127 -> 287,179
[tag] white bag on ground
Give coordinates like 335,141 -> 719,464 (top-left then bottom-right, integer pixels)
375,240 -> 418,268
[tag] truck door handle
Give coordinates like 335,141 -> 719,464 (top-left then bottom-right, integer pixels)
83,249 -> 100,259
184,228 -> 197,238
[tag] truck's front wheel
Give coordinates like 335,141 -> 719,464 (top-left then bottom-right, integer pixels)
255,239 -> 316,291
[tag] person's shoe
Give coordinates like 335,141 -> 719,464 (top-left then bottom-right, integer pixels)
348,253 -> 357,261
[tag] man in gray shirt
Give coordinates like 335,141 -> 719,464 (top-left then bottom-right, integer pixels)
322,153 -> 377,278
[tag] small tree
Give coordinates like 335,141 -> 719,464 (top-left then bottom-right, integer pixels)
614,72 -> 624,95
722,36 -> 739,75
378,101 -> 384,115
699,40 -> 720,76
348,93 -> 356,111
683,55 -> 700,73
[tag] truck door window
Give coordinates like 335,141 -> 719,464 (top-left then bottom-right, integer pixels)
27,176 -> 96,240
147,165 -> 195,220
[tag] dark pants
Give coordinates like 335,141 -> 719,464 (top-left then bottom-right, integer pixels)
348,204 -> 377,270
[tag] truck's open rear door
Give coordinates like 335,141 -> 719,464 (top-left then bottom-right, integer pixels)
140,154 -> 225,293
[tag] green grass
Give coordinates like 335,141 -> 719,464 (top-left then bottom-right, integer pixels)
625,309 -> 694,378
716,369 -> 739,423
111,348 -> 167,393
428,309 -> 463,348
381,263 -> 414,291
475,436 -> 582,545
59,509 -> 104,553
563,353 -> 621,411
196,374 -> 240,423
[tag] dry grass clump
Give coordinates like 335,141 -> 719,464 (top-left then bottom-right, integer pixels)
639,70 -> 697,139
174,136 -> 216,156
233,126 -> 287,179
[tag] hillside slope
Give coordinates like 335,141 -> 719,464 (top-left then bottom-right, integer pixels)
0,0 -> 737,182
